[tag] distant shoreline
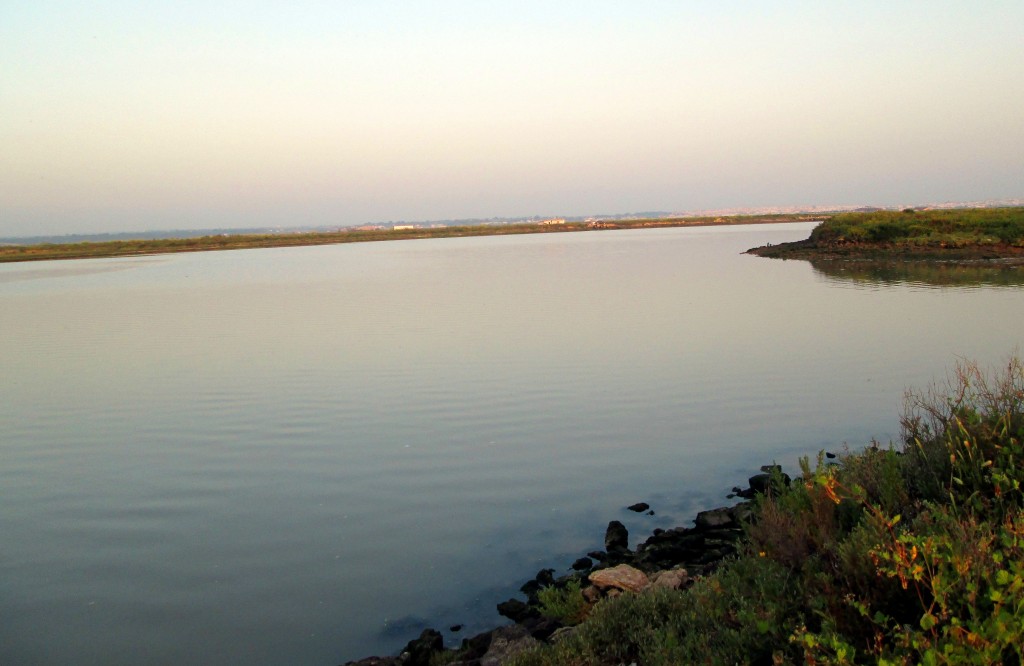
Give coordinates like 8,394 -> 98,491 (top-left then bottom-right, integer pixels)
0,215 -> 820,264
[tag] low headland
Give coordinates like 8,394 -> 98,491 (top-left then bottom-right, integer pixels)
0,214 -> 817,263
348,357 -> 1024,665
747,207 -> 1024,263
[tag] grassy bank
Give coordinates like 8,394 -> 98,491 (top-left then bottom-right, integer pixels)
0,215 -> 817,264
503,358 -> 1024,665
749,208 -> 1024,262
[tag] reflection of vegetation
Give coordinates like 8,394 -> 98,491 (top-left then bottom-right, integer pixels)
750,207 -> 1024,262
0,214 -> 818,264
510,358 -> 1024,666
811,259 -> 1024,288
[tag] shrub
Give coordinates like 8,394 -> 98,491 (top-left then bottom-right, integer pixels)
536,578 -> 590,626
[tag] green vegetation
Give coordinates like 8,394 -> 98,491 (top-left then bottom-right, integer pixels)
0,214 -> 817,263
537,578 -> 591,627
811,208 -> 1024,247
750,207 -> 1024,262
509,357 -> 1024,665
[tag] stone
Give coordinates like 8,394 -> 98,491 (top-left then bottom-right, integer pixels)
748,471 -> 792,495
588,564 -> 650,593
521,616 -> 560,641
519,568 -> 555,599
400,628 -> 443,666
581,584 -> 602,603
571,557 -> 593,571
605,520 -> 629,552
479,625 -> 540,666
457,630 -> 494,661
587,550 -> 607,562
651,568 -> 689,590
747,473 -> 772,494
695,506 -> 735,530
496,598 -> 536,623
343,658 -> 401,666
627,502 -> 650,512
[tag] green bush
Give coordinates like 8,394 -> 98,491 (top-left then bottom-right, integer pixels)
536,578 -> 590,626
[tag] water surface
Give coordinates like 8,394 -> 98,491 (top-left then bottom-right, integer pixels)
2,224 -> 1023,664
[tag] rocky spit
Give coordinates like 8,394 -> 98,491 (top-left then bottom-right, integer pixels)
344,466 -> 791,666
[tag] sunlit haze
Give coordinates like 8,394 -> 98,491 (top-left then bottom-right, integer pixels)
2,1 -> 1023,237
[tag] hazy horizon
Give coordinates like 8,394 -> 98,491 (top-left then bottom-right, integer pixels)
3,2 -> 1023,238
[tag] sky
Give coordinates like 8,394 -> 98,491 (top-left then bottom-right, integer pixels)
2,1 -> 1023,237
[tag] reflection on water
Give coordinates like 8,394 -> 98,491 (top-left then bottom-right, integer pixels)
811,259 -> 1024,290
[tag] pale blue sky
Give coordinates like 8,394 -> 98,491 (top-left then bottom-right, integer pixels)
2,1 -> 1022,236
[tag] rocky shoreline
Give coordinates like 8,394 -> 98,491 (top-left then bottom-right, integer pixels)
343,466 -> 791,666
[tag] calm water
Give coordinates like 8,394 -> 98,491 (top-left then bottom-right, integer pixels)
2,224 -> 1023,664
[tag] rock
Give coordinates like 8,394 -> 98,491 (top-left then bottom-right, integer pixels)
588,564 -> 650,593
695,506 -> 735,530
747,473 -> 772,494
571,557 -> 593,571
519,569 -> 555,600
647,510 -> 655,515
521,616 -> 560,641
449,624 -> 462,633
496,598 -> 537,623
479,625 -> 540,666
456,630 -> 494,661
627,502 -> 650,512
587,550 -> 607,562
605,520 -> 629,552
634,528 -> 705,568
400,628 -> 443,666
581,585 -> 602,603
651,568 -> 689,590
748,471 -> 792,495
343,657 -> 401,666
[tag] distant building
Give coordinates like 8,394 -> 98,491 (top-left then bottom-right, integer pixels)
393,225 -> 416,231
538,218 -> 566,225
